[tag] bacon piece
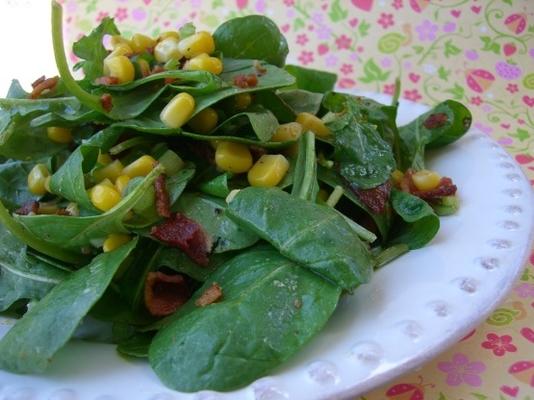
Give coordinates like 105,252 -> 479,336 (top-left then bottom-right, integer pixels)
144,272 -> 191,317
233,73 -> 258,88
100,93 -> 113,112
151,65 -> 165,75
29,76 -> 59,99
15,201 -> 39,215
151,213 -> 211,266
423,112 -> 448,129
195,282 -> 223,307
154,174 -> 171,218
253,60 -> 267,76
94,76 -> 120,86
416,177 -> 457,200
352,180 -> 392,214
164,77 -> 176,85
31,75 -> 46,89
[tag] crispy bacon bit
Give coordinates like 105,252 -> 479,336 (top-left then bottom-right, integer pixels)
164,77 -> 176,85
233,73 -> 258,88
15,201 -> 39,215
195,282 -> 223,307
253,60 -> 267,76
151,213 -> 211,266
94,76 -> 120,86
399,169 -> 457,201
352,180 -> 392,214
29,76 -> 59,99
31,75 -> 46,89
100,93 -> 113,112
154,174 -> 171,218
423,112 -> 448,129
144,272 -> 191,317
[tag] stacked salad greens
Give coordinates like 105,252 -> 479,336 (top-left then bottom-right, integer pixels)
0,1 -> 472,392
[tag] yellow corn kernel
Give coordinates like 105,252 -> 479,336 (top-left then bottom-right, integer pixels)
215,141 -> 253,173
93,159 -> 124,183
154,38 -> 182,63
98,152 -> 113,165
28,164 -> 50,196
103,233 -> 131,252
184,53 -> 223,75
296,112 -> 331,138
391,169 -> 404,185
271,122 -> 302,142
412,170 -> 441,192
123,155 -> 157,178
159,31 -> 180,41
90,184 -> 122,212
108,43 -> 133,58
110,35 -> 131,49
247,154 -> 289,187
234,93 -> 252,110
188,107 -> 218,134
99,178 -> 115,189
47,126 -> 72,144
160,92 -> 196,129
115,175 -> 131,195
104,56 -> 135,84
178,31 -> 215,58
136,58 -> 151,78
130,33 -> 156,53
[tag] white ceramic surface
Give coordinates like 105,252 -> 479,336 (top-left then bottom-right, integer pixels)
0,93 -> 533,400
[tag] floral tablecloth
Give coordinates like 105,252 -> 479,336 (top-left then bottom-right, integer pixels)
62,0 -> 534,398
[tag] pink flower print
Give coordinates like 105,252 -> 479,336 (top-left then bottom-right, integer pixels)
349,18 -> 359,27
298,51 -> 314,65
255,0 -> 266,13
470,96 -> 482,106
523,95 -> 534,107
335,35 -> 352,50
392,0 -> 403,10
114,7 -> 128,22
325,54 -> 339,67
507,83 -> 519,93
338,78 -> 356,89
283,0 -> 295,6
416,20 -> 438,41
496,61 -> 522,80
438,353 -> 486,387
481,334 -> 517,356
96,11 -> 109,23
383,83 -> 396,95
443,22 -> 456,33
236,0 -> 248,10
514,283 -> 534,298
296,34 -> 309,46
403,89 -> 422,102
341,64 -> 354,75
377,13 -> 394,29
132,8 -> 147,22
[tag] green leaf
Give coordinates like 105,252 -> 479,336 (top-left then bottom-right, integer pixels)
215,105 -> 279,142
285,65 -> 338,93
198,173 -> 231,198
329,0 -> 348,22
179,22 -> 196,39
72,17 -> 120,82
227,187 -> 375,290
277,89 -> 324,115
294,18 -> 305,31
359,59 -> 391,83
358,20 -> 371,37
413,45 -> 424,54
253,91 -> 296,123
291,132 -> 318,201
213,15 -> 289,67
444,39 -> 461,58
510,127 -> 529,141
502,0 -> 512,5
438,66 -> 450,81
149,247 -> 341,391
444,83 -> 465,100
0,159 -> 40,210
0,238 -> 137,373
480,36 -> 501,55
106,84 -> 168,121
390,190 -> 440,249
377,33 -> 405,54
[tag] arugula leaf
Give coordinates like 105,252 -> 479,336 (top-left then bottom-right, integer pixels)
227,187 -> 375,290
215,105 -> 278,142
213,15 -> 289,67
0,159 -> 40,210
389,190 -> 440,249
0,238 -> 137,373
72,17 -> 120,82
285,65 -> 337,93
149,247 -> 341,391
278,89 -> 324,115
291,132 -> 318,201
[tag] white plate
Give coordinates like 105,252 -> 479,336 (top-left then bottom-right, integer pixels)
1,93 -> 533,400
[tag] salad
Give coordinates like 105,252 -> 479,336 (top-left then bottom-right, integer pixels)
0,1 -> 472,392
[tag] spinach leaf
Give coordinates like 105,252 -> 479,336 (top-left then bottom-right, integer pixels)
72,17 -> 120,82
117,331 -> 153,358
175,193 -> 259,253
106,84 -> 168,121
215,105 -> 278,142
389,190 -> 440,249
285,65 -> 337,93
213,16 -> 289,67
227,187 -> 375,290
0,224 -> 69,312
291,131 -> 318,201
149,247 -> 340,392
398,100 -> 472,170
278,89 -> 324,115
0,238 -> 137,373
0,159 -> 40,210
198,173 -> 231,198
5,79 -> 29,99
253,91 -> 296,123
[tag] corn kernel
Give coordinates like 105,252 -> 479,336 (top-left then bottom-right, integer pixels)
28,164 -> 50,196
90,184 -> 122,212
215,141 -> 253,173
184,53 -> 223,75
158,150 -> 184,176
103,45 -> 134,75
104,56 -> 135,84
99,178 -> 115,189
98,152 -> 113,165
271,122 -> 302,142
123,155 -> 157,178
135,58 -> 151,78
296,112 -> 331,138
178,31 -> 215,58
47,127 -> 72,144
110,35 -> 131,49
103,233 -> 131,252
130,33 -> 156,53
159,31 -> 180,41
93,159 -> 124,183
188,107 -> 218,134
391,169 -> 404,185
160,92 -> 196,129
247,154 -> 289,187
154,38 -> 182,64
412,170 -> 441,192
115,175 -> 131,195
234,93 -> 252,110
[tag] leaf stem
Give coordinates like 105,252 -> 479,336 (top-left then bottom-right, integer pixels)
375,244 -> 410,269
